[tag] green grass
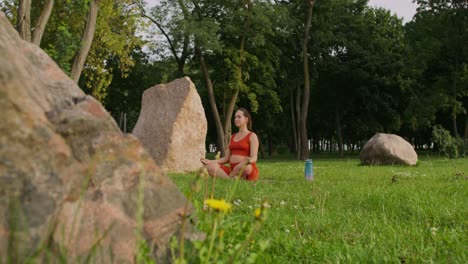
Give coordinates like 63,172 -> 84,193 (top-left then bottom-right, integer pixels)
169,153 -> 468,263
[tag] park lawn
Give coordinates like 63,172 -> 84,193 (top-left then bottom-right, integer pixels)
169,154 -> 468,263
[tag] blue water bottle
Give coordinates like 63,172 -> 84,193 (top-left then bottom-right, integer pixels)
305,159 -> 314,181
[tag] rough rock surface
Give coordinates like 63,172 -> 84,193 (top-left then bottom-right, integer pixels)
0,12 -> 192,263
360,133 -> 418,165
133,77 -> 207,172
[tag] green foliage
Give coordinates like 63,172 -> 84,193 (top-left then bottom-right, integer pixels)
1,0 -> 145,101
104,51 -> 176,131
2,0 -> 466,156
305,0 -> 407,146
81,0 -> 145,101
404,0 -> 467,135
44,23 -> 80,74
432,125 -> 455,157
0,0 -> 17,23
431,125 -> 466,158
276,145 -> 289,155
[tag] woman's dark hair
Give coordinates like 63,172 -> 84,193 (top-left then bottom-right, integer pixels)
238,107 -> 252,130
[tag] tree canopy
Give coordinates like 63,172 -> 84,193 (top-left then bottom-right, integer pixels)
1,0 -> 466,158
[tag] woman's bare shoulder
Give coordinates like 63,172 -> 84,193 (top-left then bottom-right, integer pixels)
249,132 -> 259,140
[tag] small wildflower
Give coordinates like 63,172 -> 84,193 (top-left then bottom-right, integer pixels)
262,202 -> 271,208
248,205 -> 253,209
254,208 -> 261,219
285,229 -> 290,233
430,227 -> 439,236
204,199 -> 232,213
280,200 -> 286,206
293,205 -> 298,209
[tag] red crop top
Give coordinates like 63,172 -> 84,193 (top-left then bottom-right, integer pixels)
229,132 -> 252,157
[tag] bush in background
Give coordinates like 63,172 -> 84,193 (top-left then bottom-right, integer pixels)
431,125 -> 466,158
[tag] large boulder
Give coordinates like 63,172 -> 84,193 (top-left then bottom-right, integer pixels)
133,77 -> 207,173
360,133 -> 418,165
0,12 -> 193,263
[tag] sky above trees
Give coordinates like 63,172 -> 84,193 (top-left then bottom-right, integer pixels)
368,0 -> 418,23
145,0 -> 418,23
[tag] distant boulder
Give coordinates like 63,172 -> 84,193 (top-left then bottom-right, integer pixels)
0,12 -> 192,263
360,133 -> 418,166
133,77 -> 207,173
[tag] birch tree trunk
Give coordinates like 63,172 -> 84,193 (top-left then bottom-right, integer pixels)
17,0 -> 31,41
70,0 -> 100,83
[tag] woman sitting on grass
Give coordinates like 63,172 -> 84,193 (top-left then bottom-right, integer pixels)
201,108 -> 259,181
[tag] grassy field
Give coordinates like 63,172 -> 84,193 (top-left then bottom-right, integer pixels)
169,153 -> 468,263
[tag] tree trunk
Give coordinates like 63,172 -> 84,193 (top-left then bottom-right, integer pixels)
268,133 -> 273,156
452,114 -> 458,138
175,0 -> 191,76
70,0 -> 100,83
17,0 -> 31,41
223,32 -> 246,147
178,32 -> 190,76
295,82 -> 302,159
223,89 -> 239,147
464,113 -> 468,143
290,82 -> 298,153
299,0 -> 315,160
259,139 -> 265,159
335,108 -> 343,157
32,0 -> 54,45
196,47 -> 226,156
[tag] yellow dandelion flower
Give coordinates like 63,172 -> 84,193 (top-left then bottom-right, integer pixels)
254,208 -> 262,219
205,199 -> 232,213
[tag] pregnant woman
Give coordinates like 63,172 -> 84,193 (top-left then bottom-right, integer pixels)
201,108 -> 259,181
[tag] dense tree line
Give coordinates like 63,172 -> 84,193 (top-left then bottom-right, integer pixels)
1,0 -> 466,158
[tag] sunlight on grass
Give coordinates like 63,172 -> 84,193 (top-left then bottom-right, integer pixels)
170,154 -> 468,263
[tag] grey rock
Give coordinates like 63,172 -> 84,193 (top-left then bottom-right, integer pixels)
360,133 -> 418,166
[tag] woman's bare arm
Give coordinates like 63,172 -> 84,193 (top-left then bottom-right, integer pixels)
248,133 -> 259,164
202,149 -> 231,165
